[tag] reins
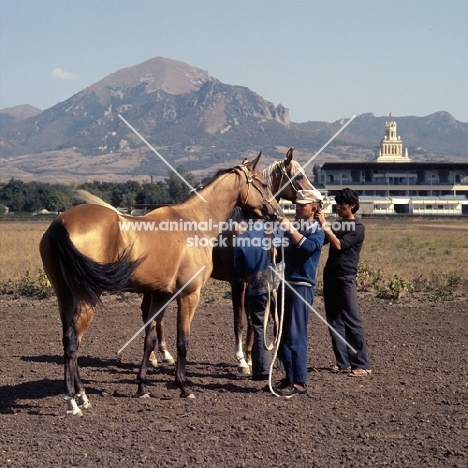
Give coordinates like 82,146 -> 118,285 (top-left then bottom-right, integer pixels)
237,165 -> 278,215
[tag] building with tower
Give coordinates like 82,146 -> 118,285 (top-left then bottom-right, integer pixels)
376,121 -> 410,162
315,120 -> 468,216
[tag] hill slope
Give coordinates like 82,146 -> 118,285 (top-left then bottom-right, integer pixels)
1,57 -> 467,183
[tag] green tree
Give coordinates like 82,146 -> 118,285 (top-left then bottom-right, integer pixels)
136,182 -> 171,205
0,178 -> 27,212
166,166 -> 196,203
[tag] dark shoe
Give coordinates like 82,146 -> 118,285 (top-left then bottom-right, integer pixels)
273,379 -> 290,391
278,383 -> 307,398
252,374 -> 269,382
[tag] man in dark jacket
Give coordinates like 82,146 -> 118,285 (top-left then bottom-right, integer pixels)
234,218 -> 283,381
315,188 -> 372,377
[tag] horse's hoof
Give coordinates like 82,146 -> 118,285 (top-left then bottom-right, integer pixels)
133,392 -> 150,399
237,364 -> 251,375
161,351 -> 175,365
64,395 -> 83,416
78,401 -> 92,409
77,393 -> 91,409
149,351 -> 158,367
66,408 -> 83,417
180,390 -> 195,399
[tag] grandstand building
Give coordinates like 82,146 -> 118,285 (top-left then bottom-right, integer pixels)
315,121 -> 468,215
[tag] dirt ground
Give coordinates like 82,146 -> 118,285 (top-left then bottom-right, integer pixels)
1,292 -> 467,467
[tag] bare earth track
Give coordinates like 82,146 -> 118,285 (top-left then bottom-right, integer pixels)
1,294 -> 467,467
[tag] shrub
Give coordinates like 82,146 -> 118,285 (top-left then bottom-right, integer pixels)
0,268 -> 53,299
376,274 -> 414,301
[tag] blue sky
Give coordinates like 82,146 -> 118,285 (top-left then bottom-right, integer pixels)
1,0 -> 467,123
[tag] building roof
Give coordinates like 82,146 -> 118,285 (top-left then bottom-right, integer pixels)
320,161 -> 468,170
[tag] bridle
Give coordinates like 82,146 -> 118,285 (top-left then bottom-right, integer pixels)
236,165 -> 278,217
275,160 -> 305,195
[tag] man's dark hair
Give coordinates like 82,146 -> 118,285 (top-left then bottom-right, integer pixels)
335,188 -> 360,214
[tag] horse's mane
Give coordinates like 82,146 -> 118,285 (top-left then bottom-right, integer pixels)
261,159 -> 306,188
182,167 -> 236,203
183,166 -> 246,222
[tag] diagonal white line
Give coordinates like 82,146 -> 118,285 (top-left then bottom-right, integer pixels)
270,114 -> 357,201
117,266 -> 207,354
268,266 -> 357,353
118,114 -> 207,202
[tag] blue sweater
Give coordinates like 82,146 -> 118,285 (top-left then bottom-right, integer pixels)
282,220 -> 325,286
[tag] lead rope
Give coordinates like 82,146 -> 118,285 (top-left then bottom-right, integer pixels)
268,232 -> 286,397
263,233 -> 279,352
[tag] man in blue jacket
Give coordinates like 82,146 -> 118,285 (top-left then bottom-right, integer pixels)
234,217 -> 283,381
276,189 -> 325,398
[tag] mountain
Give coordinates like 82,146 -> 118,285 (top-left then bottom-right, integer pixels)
296,111 -> 468,159
0,104 -> 42,132
1,57 -> 467,183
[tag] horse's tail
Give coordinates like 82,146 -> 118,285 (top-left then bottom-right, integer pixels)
74,189 -> 121,213
47,221 -> 143,304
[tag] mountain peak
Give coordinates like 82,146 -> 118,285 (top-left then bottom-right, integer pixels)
0,104 -> 42,120
84,56 -> 212,102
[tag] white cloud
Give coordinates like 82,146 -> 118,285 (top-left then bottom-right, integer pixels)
49,67 -> 80,80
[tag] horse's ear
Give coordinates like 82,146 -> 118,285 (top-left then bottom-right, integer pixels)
241,158 -> 249,166
247,152 -> 262,172
285,148 -> 294,166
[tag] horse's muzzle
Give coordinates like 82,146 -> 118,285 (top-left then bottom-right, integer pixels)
265,208 -> 283,221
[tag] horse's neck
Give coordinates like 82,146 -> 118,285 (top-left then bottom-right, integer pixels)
174,172 -> 240,232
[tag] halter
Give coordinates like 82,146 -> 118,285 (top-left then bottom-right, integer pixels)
236,165 -> 277,216
276,160 -> 304,194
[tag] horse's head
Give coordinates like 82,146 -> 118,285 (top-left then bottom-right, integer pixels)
236,153 -> 284,220
262,148 -> 315,202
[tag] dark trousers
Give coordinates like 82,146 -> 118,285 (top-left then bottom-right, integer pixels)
247,294 -> 272,378
323,275 -> 371,370
278,285 -> 314,384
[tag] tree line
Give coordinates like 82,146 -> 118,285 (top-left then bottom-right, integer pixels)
0,166 -> 202,214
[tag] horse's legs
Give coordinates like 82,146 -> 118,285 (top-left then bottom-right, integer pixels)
155,317 -> 175,364
141,293 -> 175,367
136,293 -> 170,397
175,290 -> 200,398
245,305 -> 254,368
231,280 -> 250,373
61,299 -> 95,416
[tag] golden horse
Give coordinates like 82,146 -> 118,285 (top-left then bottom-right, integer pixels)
148,149 -> 315,372
39,155 -> 282,415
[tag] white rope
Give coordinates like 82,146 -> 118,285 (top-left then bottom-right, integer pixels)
267,235 -> 286,397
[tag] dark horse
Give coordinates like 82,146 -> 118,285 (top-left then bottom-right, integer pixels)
146,149 -> 315,372
40,155 -> 282,415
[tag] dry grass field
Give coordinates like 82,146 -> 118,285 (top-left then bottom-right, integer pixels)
0,217 -> 467,299
0,220 -> 51,280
